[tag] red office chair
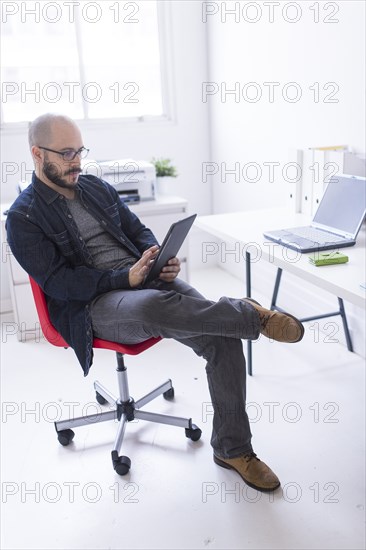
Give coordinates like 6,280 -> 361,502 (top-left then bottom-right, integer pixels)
29,277 -> 202,475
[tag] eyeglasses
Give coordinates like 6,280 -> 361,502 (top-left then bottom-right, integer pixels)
38,146 -> 89,161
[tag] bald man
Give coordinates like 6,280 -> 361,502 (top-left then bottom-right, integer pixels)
6,113 -> 304,492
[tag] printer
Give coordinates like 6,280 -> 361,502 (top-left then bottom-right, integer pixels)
82,158 -> 156,202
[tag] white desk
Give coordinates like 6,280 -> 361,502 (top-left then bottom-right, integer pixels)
196,208 -> 366,373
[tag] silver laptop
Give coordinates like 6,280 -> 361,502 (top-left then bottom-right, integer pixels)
263,174 -> 366,253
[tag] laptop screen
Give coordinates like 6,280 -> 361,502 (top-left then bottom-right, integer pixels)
313,175 -> 366,236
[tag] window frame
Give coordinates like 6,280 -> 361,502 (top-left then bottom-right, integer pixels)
0,1 -> 176,133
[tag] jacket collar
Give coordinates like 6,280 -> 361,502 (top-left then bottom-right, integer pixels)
32,172 -> 82,205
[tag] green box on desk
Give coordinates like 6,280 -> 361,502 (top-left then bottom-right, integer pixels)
308,251 -> 349,266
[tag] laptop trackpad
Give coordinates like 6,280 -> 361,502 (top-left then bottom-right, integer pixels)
283,236 -> 316,248
272,231 -> 315,248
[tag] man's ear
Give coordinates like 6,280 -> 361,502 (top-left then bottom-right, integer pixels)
31,145 -> 42,164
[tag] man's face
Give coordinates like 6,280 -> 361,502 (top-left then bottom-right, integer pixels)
38,122 -> 84,190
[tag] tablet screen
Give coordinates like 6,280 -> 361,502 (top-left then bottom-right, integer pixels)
143,214 -> 197,285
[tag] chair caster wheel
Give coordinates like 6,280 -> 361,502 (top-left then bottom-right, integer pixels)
112,451 -> 131,475
163,387 -> 175,400
185,424 -> 202,442
96,391 -> 108,405
57,429 -> 75,446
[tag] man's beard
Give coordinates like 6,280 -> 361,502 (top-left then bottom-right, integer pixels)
43,161 -> 81,189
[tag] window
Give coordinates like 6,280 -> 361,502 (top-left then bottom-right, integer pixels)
0,1 -> 167,124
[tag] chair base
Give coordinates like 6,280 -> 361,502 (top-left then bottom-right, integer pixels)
54,352 -> 202,475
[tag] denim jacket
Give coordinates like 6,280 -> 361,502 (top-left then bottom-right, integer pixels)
6,172 -> 158,376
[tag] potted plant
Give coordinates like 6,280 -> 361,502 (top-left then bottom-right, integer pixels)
151,157 -> 178,196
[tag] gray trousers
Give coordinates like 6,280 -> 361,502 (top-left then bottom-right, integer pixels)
90,278 -> 261,459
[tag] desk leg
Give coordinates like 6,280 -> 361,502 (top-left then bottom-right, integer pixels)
246,252 -> 253,376
270,268 -> 283,310
338,298 -> 353,352
270,269 -> 354,353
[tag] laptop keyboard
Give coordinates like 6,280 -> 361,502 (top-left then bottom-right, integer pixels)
290,226 -> 345,243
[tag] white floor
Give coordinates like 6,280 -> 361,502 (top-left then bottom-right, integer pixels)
1,267 -> 365,550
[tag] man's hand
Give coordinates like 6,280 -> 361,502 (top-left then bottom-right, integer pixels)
128,245 -> 159,288
159,257 -> 181,282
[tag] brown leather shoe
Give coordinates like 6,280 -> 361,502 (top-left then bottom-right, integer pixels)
214,452 -> 280,492
243,298 -> 304,343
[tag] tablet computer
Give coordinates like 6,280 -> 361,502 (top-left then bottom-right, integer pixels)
143,213 -> 197,285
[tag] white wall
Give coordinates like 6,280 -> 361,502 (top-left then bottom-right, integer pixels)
205,0 -> 366,356
206,0 -> 365,213
0,1 -> 211,310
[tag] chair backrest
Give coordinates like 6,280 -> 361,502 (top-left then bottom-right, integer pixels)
29,276 -> 161,355
29,276 -> 69,348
